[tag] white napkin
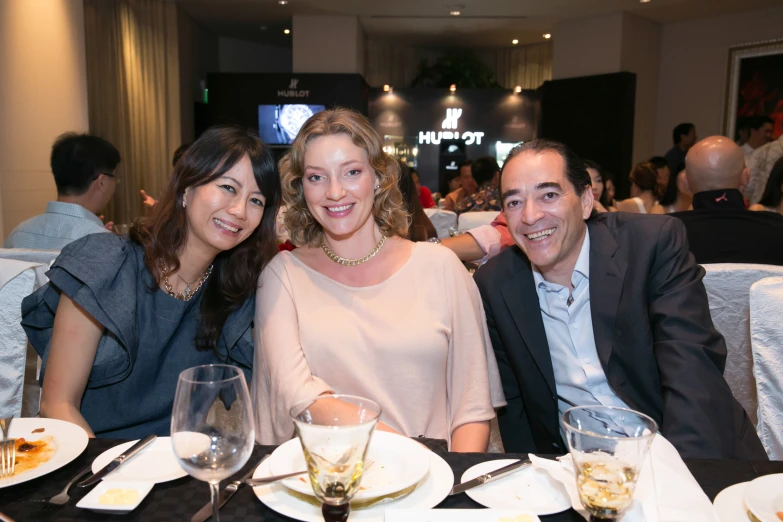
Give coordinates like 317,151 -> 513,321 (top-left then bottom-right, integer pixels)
529,435 -> 718,522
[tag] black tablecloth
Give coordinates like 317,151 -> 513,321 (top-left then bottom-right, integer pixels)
1,439 -> 780,521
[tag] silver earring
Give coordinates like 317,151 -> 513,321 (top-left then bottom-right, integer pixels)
374,185 -> 380,190
182,199 -> 186,208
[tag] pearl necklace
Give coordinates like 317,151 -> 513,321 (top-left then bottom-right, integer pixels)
321,235 -> 387,266
162,264 -> 213,301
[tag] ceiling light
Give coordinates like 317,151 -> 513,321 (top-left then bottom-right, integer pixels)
514,86 -> 522,94
449,84 -> 457,93
450,10 -> 461,16
543,33 -> 551,39
383,84 -> 390,92
512,39 -> 519,45
640,0 -> 651,2
284,28 -> 290,34
278,0 -> 288,4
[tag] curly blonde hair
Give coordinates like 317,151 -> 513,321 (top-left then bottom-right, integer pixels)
279,107 -> 409,247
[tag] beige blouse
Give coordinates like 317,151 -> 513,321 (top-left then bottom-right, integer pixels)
253,242 -> 506,446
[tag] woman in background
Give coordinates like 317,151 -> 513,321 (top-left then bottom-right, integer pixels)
399,161 -> 438,241
253,108 -> 504,451
22,126 -> 281,438
584,160 -> 614,212
750,157 -> 783,215
411,168 -> 435,209
617,161 -> 665,214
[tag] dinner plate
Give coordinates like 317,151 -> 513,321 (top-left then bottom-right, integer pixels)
713,481 -> 750,522
267,431 -> 431,502
745,474 -> 783,522
253,450 -> 453,522
0,418 -> 89,488
91,437 -> 188,484
460,459 -> 571,516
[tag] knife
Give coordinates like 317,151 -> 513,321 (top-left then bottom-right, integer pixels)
190,454 -> 271,522
78,434 -> 157,487
449,459 -> 531,495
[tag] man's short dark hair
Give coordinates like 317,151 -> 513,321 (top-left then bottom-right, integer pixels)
471,156 -> 499,185
458,159 -> 473,170
172,143 -> 191,167
500,139 -> 591,196
648,156 -> 668,171
672,123 -> 694,145
51,133 -> 121,196
749,115 -> 774,131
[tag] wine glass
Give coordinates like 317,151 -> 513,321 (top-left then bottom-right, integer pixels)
171,364 -> 255,522
562,406 -> 657,521
290,394 -> 381,522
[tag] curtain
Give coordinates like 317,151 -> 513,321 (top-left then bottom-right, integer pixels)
365,40 -> 552,90
84,0 -> 181,225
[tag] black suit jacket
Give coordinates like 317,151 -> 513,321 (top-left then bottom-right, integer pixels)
474,212 -> 767,460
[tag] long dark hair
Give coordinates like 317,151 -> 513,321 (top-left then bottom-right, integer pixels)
759,157 -> 783,209
130,125 -> 281,353
397,160 -> 437,241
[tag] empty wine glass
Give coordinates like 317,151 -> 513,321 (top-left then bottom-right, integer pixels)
562,406 -> 657,521
171,364 -> 255,522
290,394 -> 381,522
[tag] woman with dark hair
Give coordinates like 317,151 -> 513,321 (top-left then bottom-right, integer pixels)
22,125 -> 281,438
655,158 -> 692,213
750,157 -> 783,215
583,159 -> 614,212
617,161 -> 666,214
398,161 -> 438,241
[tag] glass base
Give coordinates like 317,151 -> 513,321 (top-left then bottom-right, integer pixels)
322,502 -> 350,522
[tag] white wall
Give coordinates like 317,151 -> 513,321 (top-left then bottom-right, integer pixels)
655,5 -> 783,154
218,37 -> 292,74
292,16 -> 363,73
552,13 -> 624,80
0,0 -> 90,238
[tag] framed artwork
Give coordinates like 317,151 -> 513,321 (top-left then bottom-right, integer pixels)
724,38 -> 783,140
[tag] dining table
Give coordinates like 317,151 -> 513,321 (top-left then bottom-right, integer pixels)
1,438 -> 781,522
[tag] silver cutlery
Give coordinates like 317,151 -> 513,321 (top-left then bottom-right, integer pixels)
30,466 -> 92,508
449,459 -> 531,495
243,458 -> 375,487
0,417 -> 15,479
78,434 -> 157,487
191,454 -> 271,522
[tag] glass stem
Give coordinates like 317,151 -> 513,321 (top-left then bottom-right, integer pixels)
322,502 -> 350,522
210,481 -> 221,522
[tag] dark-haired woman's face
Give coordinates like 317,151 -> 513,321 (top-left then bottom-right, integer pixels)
586,167 -> 604,201
605,179 -> 616,203
183,154 -> 266,257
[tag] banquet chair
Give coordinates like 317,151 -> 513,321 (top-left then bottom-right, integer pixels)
423,208 -> 458,239
749,276 -> 783,460
701,263 -> 783,425
457,211 -> 499,232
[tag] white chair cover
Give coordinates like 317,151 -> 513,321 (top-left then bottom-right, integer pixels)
0,259 -> 46,419
750,276 -> 783,460
457,211 -> 499,232
423,208 -> 458,239
702,263 -> 783,425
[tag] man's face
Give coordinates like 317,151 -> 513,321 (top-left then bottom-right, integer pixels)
683,127 -> 697,149
501,151 -> 593,276
459,165 -> 478,194
749,123 -> 774,148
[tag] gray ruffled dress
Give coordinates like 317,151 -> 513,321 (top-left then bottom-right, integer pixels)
21,233 -> 254,439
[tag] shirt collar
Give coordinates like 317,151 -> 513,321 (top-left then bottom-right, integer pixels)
532,226 -> 591,289
45,201 -> 104,226
691,189 -> 746,210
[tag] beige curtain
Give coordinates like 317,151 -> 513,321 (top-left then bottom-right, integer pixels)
365,40 -> 552,90
84,0 -> 181,225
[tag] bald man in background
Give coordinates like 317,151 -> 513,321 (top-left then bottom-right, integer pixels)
671,136 -> 783,265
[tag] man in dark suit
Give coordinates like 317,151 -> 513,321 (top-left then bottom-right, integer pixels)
671,135 -> 783,265
474,139 -> 766,460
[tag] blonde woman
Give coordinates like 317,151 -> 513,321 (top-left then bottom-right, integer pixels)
253,108 -> 505,451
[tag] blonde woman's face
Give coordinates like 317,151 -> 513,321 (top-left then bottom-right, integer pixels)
301,134 -> 379,241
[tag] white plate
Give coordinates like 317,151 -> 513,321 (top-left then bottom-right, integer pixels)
91,437 -> 188,483
0,418 -> 88,488
745,474 -> 783,522
460,459 -> 571,516
76,479 -> 154,513
385,509 -> 541,521
713,482 -> 750,522
267,431 -> 431,502
254,450 -> 453,522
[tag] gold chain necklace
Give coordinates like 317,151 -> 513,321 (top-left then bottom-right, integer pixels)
162,264 -> 213,301
321,235 -> 387,266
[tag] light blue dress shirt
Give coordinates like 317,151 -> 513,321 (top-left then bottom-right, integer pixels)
4,201 -> 109,250
531,228 -> 630,426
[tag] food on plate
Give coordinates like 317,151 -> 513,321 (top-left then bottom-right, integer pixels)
776,511 -> 783,521
498,516 -> 535,522
99,488 -> 141,505
32,428 -> 45,434
12,436 -> 57,476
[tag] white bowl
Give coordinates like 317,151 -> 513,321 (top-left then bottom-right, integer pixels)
76,480 -> 154,513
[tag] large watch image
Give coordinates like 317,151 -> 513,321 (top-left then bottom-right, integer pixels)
274,104 -> 316,143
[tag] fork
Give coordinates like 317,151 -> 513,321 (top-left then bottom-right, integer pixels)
244,458 -> 375,486
0,418 -> 14,479
30,467 -> 92,508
